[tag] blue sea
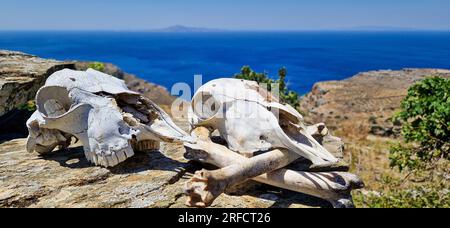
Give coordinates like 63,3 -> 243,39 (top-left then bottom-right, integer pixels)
1,31 -> 450,95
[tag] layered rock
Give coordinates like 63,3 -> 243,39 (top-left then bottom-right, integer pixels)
0,51 -> 75,139
300,69 -> 450,138
0,50 -> 74,116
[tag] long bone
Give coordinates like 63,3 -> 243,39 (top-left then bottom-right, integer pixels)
184,126 -> 363,208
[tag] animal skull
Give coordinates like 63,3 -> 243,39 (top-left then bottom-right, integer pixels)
188,78 -> 338,165
26,68 -> 194,167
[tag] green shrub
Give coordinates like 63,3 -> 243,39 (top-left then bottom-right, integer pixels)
390,77 -> 450,171
88,62 -> 105,72
18,100 -> 36,112
234,66 -> 300,109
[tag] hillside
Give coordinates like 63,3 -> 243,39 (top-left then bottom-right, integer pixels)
300,69 -> 450,138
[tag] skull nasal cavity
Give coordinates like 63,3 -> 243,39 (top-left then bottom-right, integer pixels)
259,135 -> 267,141
192,92 -> 220,120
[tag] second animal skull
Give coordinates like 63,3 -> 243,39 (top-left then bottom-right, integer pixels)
188,78 -> 338,165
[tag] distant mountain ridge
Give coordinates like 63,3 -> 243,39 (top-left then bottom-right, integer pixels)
344,26 -> 418,31
149,25 -> 225,33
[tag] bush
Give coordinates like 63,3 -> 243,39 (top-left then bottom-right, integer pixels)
389,77 -> 450,171
88,62 -> 105,72
234,66 -> 300,109
18,100 -> 36,112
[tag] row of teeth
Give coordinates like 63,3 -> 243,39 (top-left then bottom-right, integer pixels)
132,140 -> 160,152
85,146 -> 134,167
84,140 -> 160,167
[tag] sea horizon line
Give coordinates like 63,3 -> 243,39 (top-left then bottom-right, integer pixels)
1,29 -> 450,33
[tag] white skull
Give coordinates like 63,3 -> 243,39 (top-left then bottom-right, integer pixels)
26,69 -> 194,167
188,78 -> 338,165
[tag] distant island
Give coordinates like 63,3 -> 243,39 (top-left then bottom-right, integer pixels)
148,25 -> 225,33
342,26 -> 419,31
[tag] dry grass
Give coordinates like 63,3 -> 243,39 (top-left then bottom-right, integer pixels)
342,135 -> 405,190
334,132 -> 449,208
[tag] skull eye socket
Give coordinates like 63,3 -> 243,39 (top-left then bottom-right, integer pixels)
192,91 -> 221,120
36,86 -> 72,117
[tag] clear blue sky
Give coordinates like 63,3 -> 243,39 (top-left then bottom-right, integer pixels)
1,0 -> 449,30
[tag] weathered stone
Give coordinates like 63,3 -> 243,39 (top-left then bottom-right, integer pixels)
0,50 -> 75,117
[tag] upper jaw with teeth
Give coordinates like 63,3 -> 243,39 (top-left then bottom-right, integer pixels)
26,68 -> 194,167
